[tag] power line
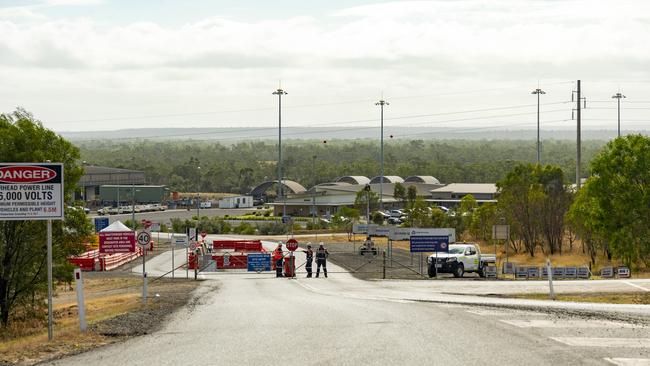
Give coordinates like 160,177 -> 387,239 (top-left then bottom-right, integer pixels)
73,108 -> 570,142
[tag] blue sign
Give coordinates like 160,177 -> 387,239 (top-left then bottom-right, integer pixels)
409,235 -> 449,253
247,253 -> 271,272
94,217 -> 110,232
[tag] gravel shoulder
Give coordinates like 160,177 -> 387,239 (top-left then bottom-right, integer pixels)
1,274 -> 213,366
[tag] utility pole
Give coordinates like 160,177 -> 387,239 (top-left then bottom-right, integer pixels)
375,98 -> 389,211
531,88 -> 546,165
612,92 -> 626,138
196,166 -> 201,237
311,155 -> 317,225
273,87 -> 288,218
364,184 -> 371,223
572,80 -> 586,189
131,182 -> 135,230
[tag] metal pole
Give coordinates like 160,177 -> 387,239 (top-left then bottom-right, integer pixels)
186,246 -> 188,279
171,233 -> 175,279
576,80 -> 582,189
531,88 -> 545,165
366,189 -> 370,223
47,220 -> 53,341
196,166 -> 200,239
142,244 -> 146,304
612,92 -> 625,138
131,183 -> 135,229
273,88 -> 288,218
617,97 -> 621,137
375,99 -> 389,211
537,91 -> 540,165
382,250 -> 386,279
312,155 -> 316,225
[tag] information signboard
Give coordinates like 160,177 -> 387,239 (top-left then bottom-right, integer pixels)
407,228 -> 456,244
94,217 -> 109,232
172,235 -> 188,247
352,223 -> 369,234
409,235 -> 449,253
247,253 -> 272,272
389,227 -> 411,241
369,226 -> 391,237
0,163 -> 64,221
99,231 -> 135,254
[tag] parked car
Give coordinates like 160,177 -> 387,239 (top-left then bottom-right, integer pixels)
389,209 -> 405,217
374,211 -> 391,219
97,207 -> 111,215
387,216 -> 403,225
427,243 -> 496,278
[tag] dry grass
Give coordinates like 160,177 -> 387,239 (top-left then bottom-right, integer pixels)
505,292 -> 650,305
0,276 -> 200,365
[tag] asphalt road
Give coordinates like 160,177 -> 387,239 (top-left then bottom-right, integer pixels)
51,235 -> 650,366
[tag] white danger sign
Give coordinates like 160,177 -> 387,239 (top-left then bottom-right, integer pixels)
0,163 -> 64,221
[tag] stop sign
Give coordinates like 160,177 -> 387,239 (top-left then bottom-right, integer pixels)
286,238 -> 299,251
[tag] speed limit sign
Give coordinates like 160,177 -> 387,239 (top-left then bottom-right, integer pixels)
136,231 -> 151,248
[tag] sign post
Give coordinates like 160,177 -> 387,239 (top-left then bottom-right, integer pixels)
0,163 -> 64,341
286,238 -> 298,278
137,230 -> 151,304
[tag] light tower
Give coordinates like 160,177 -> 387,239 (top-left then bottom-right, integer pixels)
273,87 -> 288,217
375,98 -> 389,211
612,92 -> 626,138
531,88 -> 546,165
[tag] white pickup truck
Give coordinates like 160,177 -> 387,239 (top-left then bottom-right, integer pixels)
427,243 -> 496,278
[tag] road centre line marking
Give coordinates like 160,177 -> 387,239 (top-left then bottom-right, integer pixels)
501,319 -> 639,329
623,281 -> 650,292
604,358 -> 650,366
467,309 -> 545,317
551,337 -> 650,348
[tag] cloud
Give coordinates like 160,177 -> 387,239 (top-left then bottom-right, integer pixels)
0,0 -> 649,131
44,0 -> 102,5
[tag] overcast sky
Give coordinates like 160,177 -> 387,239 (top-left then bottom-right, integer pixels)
1,0 -> 649,136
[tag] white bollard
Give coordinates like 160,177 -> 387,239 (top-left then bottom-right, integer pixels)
546,259 -> 555,300
74,268 -> 87,332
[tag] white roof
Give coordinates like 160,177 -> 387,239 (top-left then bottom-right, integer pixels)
99,220 -> 133,232
431,183 -> 497,195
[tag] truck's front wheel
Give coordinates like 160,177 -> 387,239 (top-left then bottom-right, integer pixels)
453,263 -> 464,278
478,264 -> 486,278
427,263 -> 436,278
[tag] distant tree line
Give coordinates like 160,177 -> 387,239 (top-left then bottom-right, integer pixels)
77,139 -> 605,194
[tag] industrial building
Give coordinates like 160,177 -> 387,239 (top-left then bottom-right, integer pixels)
219,196 -> 254,209
76,165 -> 146,204
98,185 -> 170,205
254,175 -> 497,217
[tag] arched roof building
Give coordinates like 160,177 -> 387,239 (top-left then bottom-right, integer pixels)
369,175 -> 404,184
249,180 -> 307,198
335,176 -> 371,185
404,175 -> 441,184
